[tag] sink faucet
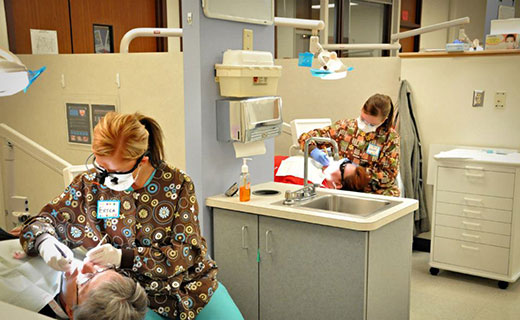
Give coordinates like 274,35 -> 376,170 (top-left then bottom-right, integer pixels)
284,137 -> 340,204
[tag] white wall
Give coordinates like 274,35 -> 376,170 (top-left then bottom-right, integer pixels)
420,0 -> 450,50
0,53 -> 185,229
167,0 -> 181,52
276,0 -> 297,59
0,0 -> 8,48
274,57 -> 401,155
401,54 -> 520,237
447,0 -> 487,44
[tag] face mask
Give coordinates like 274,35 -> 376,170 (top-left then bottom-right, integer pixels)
357,116 -> 382,133
91,152 -> 146,191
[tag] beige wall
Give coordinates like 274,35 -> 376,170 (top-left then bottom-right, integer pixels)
448,0 -> 487,43
420,0 -> 450,50
0,53 -> 184,228
0,0 -> 7,48
274,57 -> 401,155
167,0 -> 181,52
401,54 -> 520,237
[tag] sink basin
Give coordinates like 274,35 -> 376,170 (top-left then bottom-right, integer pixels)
276,194 -> 401,217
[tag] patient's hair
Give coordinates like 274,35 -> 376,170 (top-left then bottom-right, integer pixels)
341,166 -> 369,192
93,112 -> 165,168
74,276 -> 148,320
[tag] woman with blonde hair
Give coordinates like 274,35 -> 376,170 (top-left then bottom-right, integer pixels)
20,112 -> 220,320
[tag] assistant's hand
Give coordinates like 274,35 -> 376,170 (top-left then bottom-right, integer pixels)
310,148 -> 330,167
85,244 -> 122,268
37,235 -> 74,272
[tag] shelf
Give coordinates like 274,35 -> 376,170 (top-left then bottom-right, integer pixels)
399,50 -> 520,58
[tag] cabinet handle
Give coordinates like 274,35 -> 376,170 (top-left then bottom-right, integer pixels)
241,226 -> 248,249
464,165 -> 484,171
463,208 -> 482,215
462,221 -> 481,228
265,230 -> 273,254
463,197 -> 482,203
464,172 -> 484,178
461,233 -> 481,239
461,244 -> 480,251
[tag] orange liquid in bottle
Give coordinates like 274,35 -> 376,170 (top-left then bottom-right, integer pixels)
239,185 -> 251,202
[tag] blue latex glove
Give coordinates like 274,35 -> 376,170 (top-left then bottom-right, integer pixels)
310,148 -> 330,167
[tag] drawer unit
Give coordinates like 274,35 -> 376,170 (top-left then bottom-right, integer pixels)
435,202 -> 512,223
437,167 -> 514,198
436,191 -> 514,211
435,225 -> 511,248
433,237 -> 509,275
435,214 -> 511,236
430,151 -> 520,288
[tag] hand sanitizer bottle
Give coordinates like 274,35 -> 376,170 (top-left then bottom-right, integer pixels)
239,158 -> 251,202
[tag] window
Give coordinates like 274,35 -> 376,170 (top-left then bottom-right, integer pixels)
275,0 -> 393,58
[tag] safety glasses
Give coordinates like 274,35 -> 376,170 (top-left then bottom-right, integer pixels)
85,152 -> 147,185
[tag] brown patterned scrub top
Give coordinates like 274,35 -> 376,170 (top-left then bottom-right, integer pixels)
20,162 -> 218,320
298,118 -> 400,197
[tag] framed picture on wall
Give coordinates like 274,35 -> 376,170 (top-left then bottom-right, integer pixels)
93,24 -> 113,53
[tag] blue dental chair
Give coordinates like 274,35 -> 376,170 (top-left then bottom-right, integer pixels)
145,282 -> 243,320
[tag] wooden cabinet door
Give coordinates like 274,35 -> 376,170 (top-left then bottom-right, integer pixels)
258,216 -> 367,320
213,208 -> 259,320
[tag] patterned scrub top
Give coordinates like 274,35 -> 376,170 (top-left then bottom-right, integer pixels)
20,162 -> 218,320
298,118 -> 400,197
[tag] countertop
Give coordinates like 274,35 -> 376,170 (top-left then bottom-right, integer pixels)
206,182 -> 418,231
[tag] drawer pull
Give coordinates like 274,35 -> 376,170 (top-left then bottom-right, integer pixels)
464,165 -> 484,171
265,230 -> 273,254
241,226 -> 248,249
463,197 -> 482,203
462,221 -> 481,228
464,172 -> 484,178
461,244 -> 480,251
463,209 -> 481,215
461,233 -> 481,239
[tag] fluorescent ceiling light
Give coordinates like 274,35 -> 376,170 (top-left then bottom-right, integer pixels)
311,2 -> 358,9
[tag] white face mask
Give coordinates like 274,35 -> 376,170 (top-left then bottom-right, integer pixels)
357,116 -> 382,133
102,172 -> 136,191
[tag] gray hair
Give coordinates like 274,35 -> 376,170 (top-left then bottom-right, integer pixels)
74,276 -> 148,320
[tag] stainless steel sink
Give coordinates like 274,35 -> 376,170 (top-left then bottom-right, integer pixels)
275,194 -> 401,217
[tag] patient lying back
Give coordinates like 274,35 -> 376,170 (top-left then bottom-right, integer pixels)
274,156 -> 369,192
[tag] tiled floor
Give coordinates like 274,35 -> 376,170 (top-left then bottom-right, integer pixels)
411,251 -> 520,320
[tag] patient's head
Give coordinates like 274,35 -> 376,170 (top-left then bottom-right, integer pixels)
325,159 -> 369,191
62,262 -> 148,320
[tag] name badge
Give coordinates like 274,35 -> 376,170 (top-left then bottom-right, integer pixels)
97,200 -> 120,219
366,143 -> 381,158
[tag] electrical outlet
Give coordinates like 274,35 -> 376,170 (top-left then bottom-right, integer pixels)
472,90 -> 484,107
243,29 -> 253,51
495,91 -> 506,109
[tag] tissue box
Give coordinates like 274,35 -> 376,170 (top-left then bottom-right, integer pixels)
485,33 -> 519,50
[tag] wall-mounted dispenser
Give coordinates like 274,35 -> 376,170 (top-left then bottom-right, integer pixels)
217,96 -> 282,143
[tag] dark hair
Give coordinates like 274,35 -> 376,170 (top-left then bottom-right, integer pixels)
341,166 -> 370,192
506,34 -> 516,40
362,94 -> 395,131
135,113 -> 165,168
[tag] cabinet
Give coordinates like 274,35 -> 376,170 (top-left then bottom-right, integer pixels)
430,155 -> 520,289
213,208 -> 413,320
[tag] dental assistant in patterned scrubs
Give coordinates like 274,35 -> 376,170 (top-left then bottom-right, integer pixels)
298,93 -> 400,197
20,112 -> 218,320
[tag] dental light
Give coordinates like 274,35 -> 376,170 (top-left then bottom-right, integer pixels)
0,47 -> 45,97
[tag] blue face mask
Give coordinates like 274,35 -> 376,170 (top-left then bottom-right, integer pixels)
357,116 -> 382,133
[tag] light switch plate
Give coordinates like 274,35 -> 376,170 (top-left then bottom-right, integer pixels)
472,90 -> 484,107
495,91 -> 506,109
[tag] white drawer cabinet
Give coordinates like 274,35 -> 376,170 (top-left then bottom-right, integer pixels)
430,153 -> 520,289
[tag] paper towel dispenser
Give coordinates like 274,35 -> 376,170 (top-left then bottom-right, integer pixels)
217,96 -> 282,143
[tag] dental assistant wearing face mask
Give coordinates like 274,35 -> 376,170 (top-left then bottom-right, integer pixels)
19,112 -> 218,320
298,93 -> 400,196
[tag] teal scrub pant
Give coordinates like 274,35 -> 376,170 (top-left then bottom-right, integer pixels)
144,282 -> 243,320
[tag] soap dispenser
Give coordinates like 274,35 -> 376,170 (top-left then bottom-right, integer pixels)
239,158 -> 252,202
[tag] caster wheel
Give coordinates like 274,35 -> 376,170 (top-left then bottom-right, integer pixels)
498,281 -> 509,290
429,267 -> 440,276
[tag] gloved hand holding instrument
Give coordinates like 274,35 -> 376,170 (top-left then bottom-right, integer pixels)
85,234 -> 121,268
310,148 -> 330,167
37,234 -> 74,272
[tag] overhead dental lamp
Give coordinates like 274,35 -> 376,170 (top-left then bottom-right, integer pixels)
0,47 -> 45,96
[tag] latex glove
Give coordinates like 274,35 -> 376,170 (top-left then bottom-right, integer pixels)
310,148 -> 330,167
37,235 -> 74,272
85,244 -> 122,268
